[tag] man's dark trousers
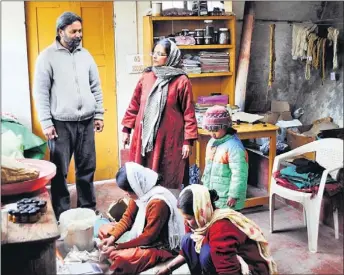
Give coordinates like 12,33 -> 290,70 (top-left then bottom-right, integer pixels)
48,118 -> 96,218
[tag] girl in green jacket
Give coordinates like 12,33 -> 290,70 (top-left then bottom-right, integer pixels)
201,105 -> 249,210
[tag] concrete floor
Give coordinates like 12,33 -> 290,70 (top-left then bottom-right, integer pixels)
67,181 -> 343,274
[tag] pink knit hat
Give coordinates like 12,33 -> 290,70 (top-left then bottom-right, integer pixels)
202,105 -> 232,131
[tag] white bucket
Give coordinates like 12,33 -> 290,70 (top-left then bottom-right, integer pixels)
59,208 -> 97,252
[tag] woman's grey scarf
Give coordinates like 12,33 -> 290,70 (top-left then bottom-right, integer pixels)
141,40 -> 186,156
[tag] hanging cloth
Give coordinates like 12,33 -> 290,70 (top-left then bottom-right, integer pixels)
305,33 -> 318,80
298,24 -> 318,60
292,24 -> 303,59
318,38 -> 327,84
313,37 -> 323,69
321,38 -> 327,84
327,27 -> 339,70
292,24 -> 317,60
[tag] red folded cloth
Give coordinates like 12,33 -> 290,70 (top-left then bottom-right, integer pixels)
273,171 -> 343,199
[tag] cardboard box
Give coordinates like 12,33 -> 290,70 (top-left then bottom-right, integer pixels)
286,125 -> 316,160
261,112 -> 280,124
271,100 -> 290,113
260,101 -> 293,125
278,111 -> 293,121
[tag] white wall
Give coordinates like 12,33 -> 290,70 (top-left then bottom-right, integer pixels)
1,2 -> 32,129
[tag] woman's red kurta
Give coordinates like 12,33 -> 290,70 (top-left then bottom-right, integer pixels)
122,71 -> 198,189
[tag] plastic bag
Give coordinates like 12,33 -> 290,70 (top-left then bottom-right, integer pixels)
1,130 -> 24,158
189,164 -> 200,185
1,117 -> 47,159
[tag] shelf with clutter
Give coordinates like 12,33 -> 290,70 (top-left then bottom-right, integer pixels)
143,15 -> 236,105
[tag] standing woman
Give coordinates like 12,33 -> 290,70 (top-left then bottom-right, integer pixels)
121,39 -> 198,189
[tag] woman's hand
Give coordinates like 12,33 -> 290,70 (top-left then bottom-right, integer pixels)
155,266 -> 172,275
98,235 -> 115,250
182,145 -> 191,159
122,132 -> 130,148
102,244 -> 118,256
156,255 -> 185,274
98,222 -> 117,240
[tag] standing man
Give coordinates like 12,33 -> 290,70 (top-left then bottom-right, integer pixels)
33,12 -> 104,219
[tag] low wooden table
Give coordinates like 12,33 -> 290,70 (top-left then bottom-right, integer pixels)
1,188 -> 60,275
195,123 -> 279,208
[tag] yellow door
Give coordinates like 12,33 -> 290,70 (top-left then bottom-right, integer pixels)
25,1 -> 118,182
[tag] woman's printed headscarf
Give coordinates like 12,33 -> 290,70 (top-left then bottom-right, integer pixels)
179,185 -> 278,274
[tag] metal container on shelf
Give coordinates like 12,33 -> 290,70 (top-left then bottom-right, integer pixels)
213,30 -> 219,44
219,28 -> 230,44
195,29 -> 204,37
204,36 -> 213,45
188,31 -> 195,37
204,20 -> 214,38
181,29 -> 189,36
195,36 -> 204,45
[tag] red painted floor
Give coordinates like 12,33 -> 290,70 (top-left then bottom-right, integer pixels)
67,181 -> 343,274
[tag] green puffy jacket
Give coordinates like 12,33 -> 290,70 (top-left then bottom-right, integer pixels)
201,134 -> 248,210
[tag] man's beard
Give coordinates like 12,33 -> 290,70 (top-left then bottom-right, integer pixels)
63,36 -> 81,50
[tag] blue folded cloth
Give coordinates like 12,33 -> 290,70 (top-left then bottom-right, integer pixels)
280,165 -> 336,189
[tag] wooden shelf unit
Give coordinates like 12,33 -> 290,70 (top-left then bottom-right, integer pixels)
150,16 -> 235,21
143,15 -> 236,105
178,44 -> 233,50
188,72 -> 233,78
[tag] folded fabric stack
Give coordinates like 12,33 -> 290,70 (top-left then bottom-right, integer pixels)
199,51 -> 229,73
274,158 -> 338,192
273,170 -> 342,200
274,161 -> 343,210
182,54 -> 201,74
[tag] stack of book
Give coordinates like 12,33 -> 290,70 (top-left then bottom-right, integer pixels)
182,58 -> 201,74
199,51 -> 229,73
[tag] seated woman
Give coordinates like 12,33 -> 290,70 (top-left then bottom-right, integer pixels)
98,162 -> 185,274
157,185 -> 278,275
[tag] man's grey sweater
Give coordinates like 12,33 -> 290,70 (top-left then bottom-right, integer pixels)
33,40 -> 104,130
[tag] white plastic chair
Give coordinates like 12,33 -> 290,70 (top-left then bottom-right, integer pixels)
269,138 -> 343,253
